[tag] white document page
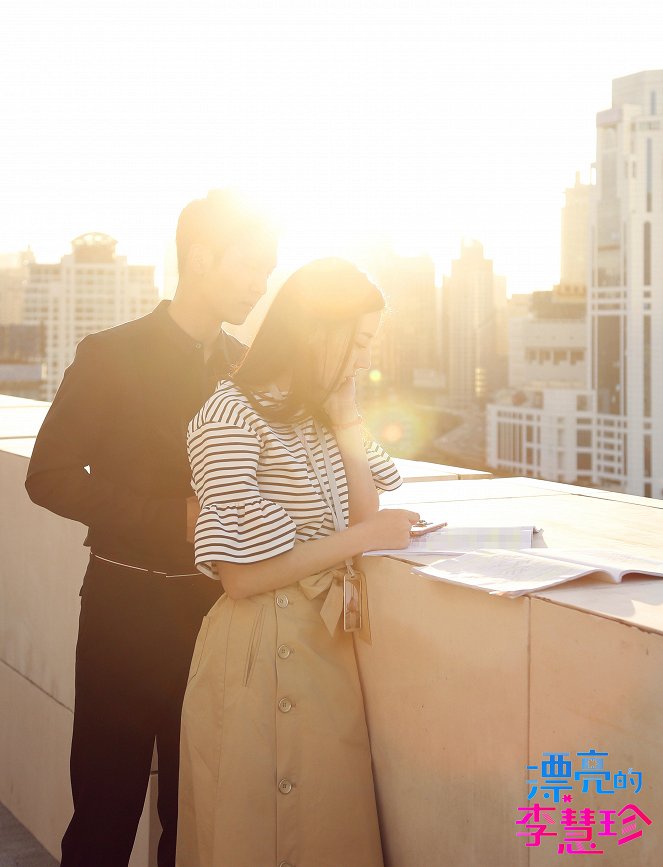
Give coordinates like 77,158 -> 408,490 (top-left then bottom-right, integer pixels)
414,549 -> 610,597
520,548 -> 663,578
365,526 -> 536,557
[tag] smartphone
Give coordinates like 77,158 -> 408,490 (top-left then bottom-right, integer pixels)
409,521 -> 448,538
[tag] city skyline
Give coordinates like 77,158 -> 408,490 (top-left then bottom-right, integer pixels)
488,69 -> 663,498
2,0 -> 663,295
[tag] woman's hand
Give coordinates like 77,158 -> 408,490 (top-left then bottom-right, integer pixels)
359,508 -> 420,551
324,375 -> 360,426
213,509 -> 422,601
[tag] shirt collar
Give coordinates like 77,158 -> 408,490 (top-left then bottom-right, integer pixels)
154,300 -> 227,358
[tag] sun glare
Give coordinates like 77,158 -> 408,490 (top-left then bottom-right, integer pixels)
3,0 -> 663,296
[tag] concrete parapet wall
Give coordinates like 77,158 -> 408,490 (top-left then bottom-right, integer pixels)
0,447 -> 156,865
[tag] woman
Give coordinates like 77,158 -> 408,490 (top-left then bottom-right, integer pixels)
177,258 -> 420,866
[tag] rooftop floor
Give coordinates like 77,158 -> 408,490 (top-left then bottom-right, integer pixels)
0,803 -> 58,866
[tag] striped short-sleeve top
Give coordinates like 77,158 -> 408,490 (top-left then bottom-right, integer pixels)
187,381 -> 402,577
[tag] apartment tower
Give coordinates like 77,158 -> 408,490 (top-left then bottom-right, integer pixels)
24,233 -> 158,399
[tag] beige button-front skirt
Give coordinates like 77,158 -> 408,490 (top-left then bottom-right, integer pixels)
176,579 -> 384,867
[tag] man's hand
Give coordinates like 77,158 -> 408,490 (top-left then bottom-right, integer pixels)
186,496 -> 200,544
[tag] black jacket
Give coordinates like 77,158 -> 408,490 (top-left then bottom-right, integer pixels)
25,301 -> 245,572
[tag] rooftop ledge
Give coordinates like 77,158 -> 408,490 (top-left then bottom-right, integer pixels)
1,394 -> 662,864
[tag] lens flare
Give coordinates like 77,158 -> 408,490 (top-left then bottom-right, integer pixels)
362,397 -> 436,459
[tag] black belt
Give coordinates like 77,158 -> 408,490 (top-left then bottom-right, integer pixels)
91,553 -> 199,579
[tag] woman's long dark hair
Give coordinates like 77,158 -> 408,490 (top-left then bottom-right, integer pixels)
233,258 -> 384,427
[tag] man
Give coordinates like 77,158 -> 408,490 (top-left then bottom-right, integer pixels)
25,189 -> 278,867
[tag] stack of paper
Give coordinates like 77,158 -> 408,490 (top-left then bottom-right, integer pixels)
364,525 -> 537,557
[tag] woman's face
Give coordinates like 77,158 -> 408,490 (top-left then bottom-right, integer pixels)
317,310 -> 382,392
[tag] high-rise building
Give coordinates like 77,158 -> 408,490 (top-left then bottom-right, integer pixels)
486,179 -> 590,483
488,70 -> 663,498
507,313 -> 586,392
0,324 -> 45,400
590,70 -> 663,497
348,242 -> 440,394
486,290 -> 592,484
442,241 -> 507,409
346,242 -> 443,460
0,249 -> 35,325
559,172 -> 590,294
24,233 -> 158,399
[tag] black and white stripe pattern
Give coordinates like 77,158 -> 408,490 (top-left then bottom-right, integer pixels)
187,381 -> 402,577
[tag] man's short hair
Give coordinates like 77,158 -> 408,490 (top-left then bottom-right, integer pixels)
176,189 -> 276,274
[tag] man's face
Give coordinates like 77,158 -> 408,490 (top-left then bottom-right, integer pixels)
200,236 -> 277,325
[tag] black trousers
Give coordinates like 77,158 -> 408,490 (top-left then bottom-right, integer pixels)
60,555 -> 222,867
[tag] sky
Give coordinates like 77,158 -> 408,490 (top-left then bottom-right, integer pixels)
1,0 -> 662,295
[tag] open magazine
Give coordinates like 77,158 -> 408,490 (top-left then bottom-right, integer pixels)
414,548 -> 663,598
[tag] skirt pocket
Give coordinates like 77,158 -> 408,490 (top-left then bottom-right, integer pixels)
188,614 -> 210,682
242,605 -> 266,687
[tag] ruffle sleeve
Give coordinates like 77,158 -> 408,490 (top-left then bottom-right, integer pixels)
188,418 -> 297,578
194,498 -> 297,577
364,439 -> 402,492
